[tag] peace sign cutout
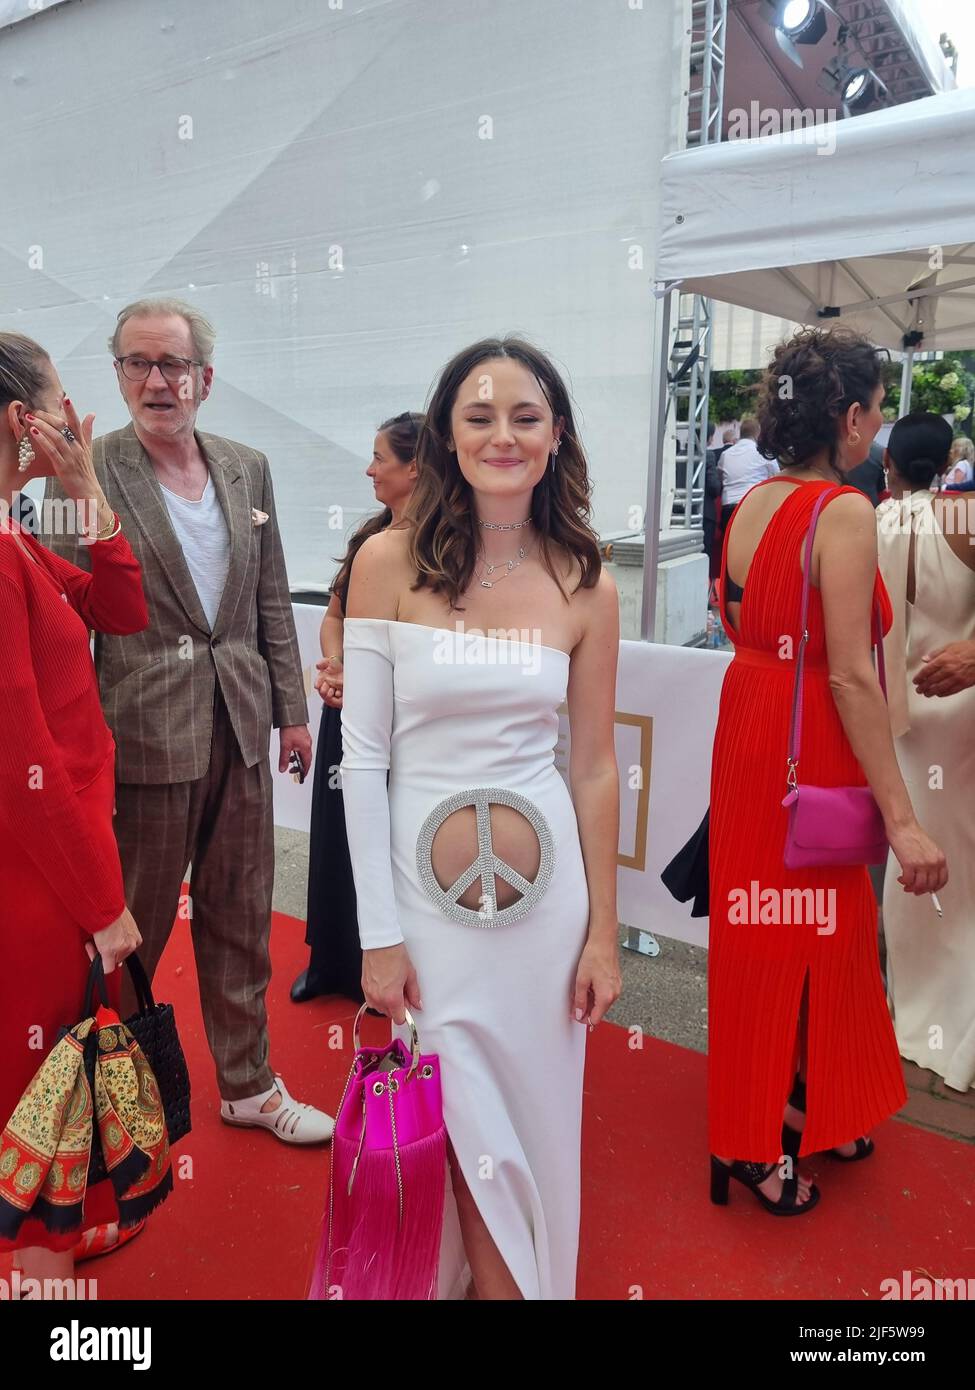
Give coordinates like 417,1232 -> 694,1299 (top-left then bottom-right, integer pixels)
416,787 -> 555,928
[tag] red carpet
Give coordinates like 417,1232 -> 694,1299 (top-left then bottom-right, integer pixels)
4,905 -> 972,1300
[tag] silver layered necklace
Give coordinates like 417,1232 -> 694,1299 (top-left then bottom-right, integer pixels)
474,516 -> 532,588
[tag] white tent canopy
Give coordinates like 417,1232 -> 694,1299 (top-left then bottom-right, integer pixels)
642,86 -> 975,639
655,87 -> 975,353
0,0 -> 72,29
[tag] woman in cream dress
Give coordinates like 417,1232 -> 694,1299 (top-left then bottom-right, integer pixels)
337,337 -> 622,1299
877,412 -> 975,1092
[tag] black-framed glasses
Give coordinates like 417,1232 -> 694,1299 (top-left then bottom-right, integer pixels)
115,354 -> 203,384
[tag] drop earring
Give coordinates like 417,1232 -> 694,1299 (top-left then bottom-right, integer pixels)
17,434 -> 35,473
550,440 -> 560,473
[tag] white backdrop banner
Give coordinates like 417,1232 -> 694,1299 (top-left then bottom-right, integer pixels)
2,0 -> 688,587
271,606 -> 731,950
610,639 -> 731,951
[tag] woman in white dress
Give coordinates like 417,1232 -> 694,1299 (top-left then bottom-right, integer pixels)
338,336 -> 622,1299
877,412 -> 975,1092
946,436 -> 974,488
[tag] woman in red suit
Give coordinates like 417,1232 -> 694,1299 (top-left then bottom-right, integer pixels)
708,327 -> 947,1215
0,333 -> 149,1283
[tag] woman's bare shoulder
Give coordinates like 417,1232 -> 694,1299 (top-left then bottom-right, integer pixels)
588,562 -> 618,604
355,524 -> 413,566
346,525 -> 415,618
820,487 -> 878,533
564,556 -> 618,648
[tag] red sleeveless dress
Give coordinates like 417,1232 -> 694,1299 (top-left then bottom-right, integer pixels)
708,478 -> 906,1162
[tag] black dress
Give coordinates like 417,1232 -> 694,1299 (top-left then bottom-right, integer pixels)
301,699 -> 365,1002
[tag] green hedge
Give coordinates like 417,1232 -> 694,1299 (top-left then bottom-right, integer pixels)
702,357 -> 975,434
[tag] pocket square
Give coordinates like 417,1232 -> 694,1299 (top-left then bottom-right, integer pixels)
251,508 -> 269,527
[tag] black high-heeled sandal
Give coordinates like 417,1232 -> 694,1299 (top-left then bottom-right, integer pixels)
781,1076 -> 875,1162
709,1155 -> 820,1215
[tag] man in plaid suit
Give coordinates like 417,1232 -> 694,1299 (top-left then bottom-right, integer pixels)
44,298 -> 333,1146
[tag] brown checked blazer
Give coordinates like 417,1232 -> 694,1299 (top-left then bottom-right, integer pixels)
42,423 -> 309,784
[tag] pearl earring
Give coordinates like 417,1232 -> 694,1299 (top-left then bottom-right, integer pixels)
17,434 -> 35,473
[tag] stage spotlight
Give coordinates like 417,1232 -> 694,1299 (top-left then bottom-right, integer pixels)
841,66 -> 883,112
778,0 -> 828,45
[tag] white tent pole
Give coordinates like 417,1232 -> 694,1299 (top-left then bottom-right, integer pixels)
640,288 -> 672,642
899,347 -> 915,416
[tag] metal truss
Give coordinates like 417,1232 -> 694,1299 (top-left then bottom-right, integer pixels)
669,0 -> 728,530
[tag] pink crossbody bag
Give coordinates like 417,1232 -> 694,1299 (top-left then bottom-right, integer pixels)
781,487 -> 889,869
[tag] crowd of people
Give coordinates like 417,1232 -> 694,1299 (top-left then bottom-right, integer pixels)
0,304 -> 971,1298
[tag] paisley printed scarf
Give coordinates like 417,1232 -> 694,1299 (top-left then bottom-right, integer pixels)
0,1005 -> 172,1239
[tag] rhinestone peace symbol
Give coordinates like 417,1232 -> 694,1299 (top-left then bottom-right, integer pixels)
416,787 -> 555,928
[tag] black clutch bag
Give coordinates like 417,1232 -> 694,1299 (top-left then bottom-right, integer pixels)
67,954 -> 192,1183
660,808 -> 710,917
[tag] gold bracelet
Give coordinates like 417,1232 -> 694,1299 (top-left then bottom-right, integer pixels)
93,512 -> 121,542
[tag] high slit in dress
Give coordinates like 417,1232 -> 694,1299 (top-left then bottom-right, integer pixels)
709,479 -> 906,1162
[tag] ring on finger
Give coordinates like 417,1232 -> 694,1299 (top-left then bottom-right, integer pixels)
61,427 -> 77,443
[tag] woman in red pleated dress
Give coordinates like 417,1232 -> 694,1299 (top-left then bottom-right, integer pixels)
708,327 -> 947,1215
0,334 -> 149,1281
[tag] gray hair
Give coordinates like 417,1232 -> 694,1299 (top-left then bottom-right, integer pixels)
0,332 -> 52,410
110,298 -> 216,364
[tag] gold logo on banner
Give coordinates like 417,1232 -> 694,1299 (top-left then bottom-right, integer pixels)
556,704 -> 652,872
615,711 -> 652,872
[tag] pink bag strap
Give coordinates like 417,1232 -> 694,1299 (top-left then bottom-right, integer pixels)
787,486 -> 887,790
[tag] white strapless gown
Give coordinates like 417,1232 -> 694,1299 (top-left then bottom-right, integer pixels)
339,618 -> 590,1300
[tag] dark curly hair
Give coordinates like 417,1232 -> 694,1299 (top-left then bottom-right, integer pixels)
406,335 -> 601,611
755,326 -> 887,478
330,411 -> 424,609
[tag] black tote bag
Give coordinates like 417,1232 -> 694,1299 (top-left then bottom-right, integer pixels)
65,953 -> 192,1184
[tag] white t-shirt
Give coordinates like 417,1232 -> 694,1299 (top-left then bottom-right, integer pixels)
159,475 -> 231,629
720,437 -> 779,506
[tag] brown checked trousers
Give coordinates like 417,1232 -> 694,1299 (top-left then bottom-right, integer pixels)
112,685 -> 276,1098
44,423 -> 309,1100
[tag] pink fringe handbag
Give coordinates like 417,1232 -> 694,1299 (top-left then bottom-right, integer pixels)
308,1005 -> 446,1301
781,486 -> 889,869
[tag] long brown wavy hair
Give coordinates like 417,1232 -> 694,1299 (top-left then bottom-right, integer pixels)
330,411 -> 424,609
405,336 -> 602,610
